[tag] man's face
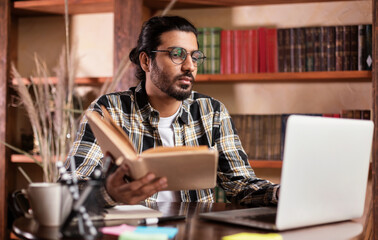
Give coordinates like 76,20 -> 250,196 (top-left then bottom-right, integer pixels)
149,30 -> 198,101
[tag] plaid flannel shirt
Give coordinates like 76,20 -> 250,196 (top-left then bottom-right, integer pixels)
65,81 -> 279,207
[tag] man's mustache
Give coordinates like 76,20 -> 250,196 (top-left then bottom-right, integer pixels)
175,72 -> 195,82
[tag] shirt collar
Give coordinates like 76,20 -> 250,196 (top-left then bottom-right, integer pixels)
134,80 -> 194,125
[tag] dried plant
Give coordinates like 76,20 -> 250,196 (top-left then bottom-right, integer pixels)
11,49 -> 79,182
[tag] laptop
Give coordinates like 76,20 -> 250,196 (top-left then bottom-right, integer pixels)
200,115 -> 374,231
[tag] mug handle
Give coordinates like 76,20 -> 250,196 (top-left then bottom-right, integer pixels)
11,189 -> 32,219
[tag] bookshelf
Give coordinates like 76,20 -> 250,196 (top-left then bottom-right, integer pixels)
0,0 -> 376,239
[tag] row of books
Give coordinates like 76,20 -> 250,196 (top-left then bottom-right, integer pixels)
278,24 -> 373,72
231,109 -> 371,161
197,24 -> 372,74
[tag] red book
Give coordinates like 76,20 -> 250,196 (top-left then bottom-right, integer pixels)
266,28 -> 278,73
242,29 -> 258,73
258,27 -> 267,73
220,30 -> 233,74
233,30 -> 243,74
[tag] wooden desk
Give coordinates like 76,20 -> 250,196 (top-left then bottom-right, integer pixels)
13,202 -> 367,240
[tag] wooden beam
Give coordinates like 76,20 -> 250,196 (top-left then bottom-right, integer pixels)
113,0 -> 144,90
0,0 -> 10,238
372,0 -> 377,238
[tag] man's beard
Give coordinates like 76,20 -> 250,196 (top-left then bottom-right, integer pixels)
150,60 -> 194,101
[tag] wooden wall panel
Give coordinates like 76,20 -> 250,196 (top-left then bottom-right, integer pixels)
373,0 -> 377,239
0,0 -> 10,238
113,0 -> 144,90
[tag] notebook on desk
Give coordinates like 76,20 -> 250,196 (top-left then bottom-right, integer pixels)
200,115 -> 374,231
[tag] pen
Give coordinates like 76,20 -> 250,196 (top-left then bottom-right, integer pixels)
139,215 -> 186,225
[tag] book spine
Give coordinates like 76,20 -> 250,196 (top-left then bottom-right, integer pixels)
220,30 -> 233,74
358,24 -> 367,70
283,28 -> 291,72
266,28 -> 278,73
241,30 -> 249,73
210,27 -> 221,74
203,27 -> 211,74
258,28 -> 267,73
289,28 -> 296,72
335,26 -> 344,71
277,28 -> 285,72
305,27 -> 315,72
342,25 -> 351,71
320,26 -> 328,71
350,25 -> 358,70
249,29 -> 259,73
326,26 -> 336,71
197,28 -> 204,74
295,27 -> 306,72
233,30 -> 243,74
365,24 -> 372,70
313,27 -> 322,71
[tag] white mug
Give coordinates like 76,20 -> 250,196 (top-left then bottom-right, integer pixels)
24,182 -> 73,227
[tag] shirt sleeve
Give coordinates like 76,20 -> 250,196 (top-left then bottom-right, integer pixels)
64,98 -> 118,207
214,103 -> 280,207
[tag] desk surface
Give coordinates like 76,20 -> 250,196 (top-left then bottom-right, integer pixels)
13,202 -> 365,240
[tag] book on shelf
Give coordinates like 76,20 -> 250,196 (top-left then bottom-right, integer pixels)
86,106 -> 219,191
358,25 -> 367,71
266,28 -> 278,73
242,29 -> 258,73
233,30 -> 243,74
258,27 -> 267,73
277,28 -> 285,72
341,109 -> 371,120
350,25 -> 359,70
289,28 -> 296,72
197,28 -> 204,74
326,26 -> 336,71
220,30 -> 233,74
365,24 -> 372,70
295,27 -> 306,72
342,25 -> 351,71
313,27 -> 322,71
305,27 -> 315,72
335,26 -> 344,71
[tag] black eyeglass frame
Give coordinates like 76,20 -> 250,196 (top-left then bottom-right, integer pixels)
151,47 -> 206,67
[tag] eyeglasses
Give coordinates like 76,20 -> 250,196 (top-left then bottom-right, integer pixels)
151,47 -> 206,67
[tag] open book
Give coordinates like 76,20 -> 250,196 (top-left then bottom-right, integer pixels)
86,106 -> 218,190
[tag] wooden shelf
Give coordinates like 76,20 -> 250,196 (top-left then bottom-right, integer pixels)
11,154 -> 283,168
12,76 -> 110,86
196,71 -> 372,83
13,0 -> 364,16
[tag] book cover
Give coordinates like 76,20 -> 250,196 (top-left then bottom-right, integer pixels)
277,28 -> 285,72
305,27 -> 315,72
295,27 -> 306,72
320,26 -> 328,71
233,30 -> 243,74
358,24 -> 367,70
220,30 -> 233,74
86,107 -> 219,190
209,27 -> 222,74
342,25 -> 351,71
197,28 -> 204,74
283,28 -> 292,72
326,26 -> 336,71
242,29 -> 259,73
266,28 -> 278,73
258,27 -> 267,73
335,26 -> 344,71
203,27 -> 211,74
365,24 -> 372,70
289,28 -> 296,72
350,25 -> 359,70
313,27 -> 322,71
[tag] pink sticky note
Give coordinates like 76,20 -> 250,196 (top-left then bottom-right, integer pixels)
101,224 -> 137,236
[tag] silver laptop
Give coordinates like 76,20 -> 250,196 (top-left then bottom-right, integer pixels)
200,115 -> 374,231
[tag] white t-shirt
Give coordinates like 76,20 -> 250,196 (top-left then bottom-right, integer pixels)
156,107 -> 181,202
